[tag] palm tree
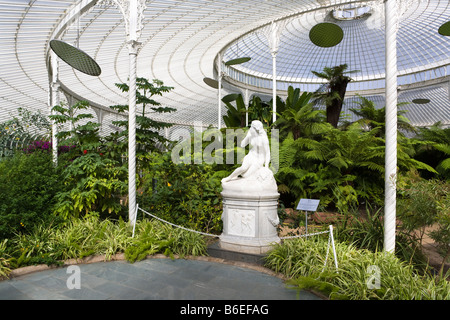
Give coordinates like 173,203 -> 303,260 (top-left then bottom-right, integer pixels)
311,64 -> 357,128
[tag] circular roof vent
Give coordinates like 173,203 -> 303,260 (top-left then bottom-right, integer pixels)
332,5 -> 371,21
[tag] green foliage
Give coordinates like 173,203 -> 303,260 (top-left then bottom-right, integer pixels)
398,173 -> 450,273
265,237 -> 450,300
50,101 -> 101,153
276,124 -> 386,211
222,94 -> 247,128
222,93 -> 273,127
2,217 -> 207,270
140,152 -> 223,235
0,107 -> 51,158
50,100 -> 128,219
414,122 -> 450,179
109,77 -> 175,168
0,240 -> 12,278
53,152 -> 127,219
274,87 -> 326,140
124,219 -> 207,262
311,64 -> 357,128
346,94 -> 417,136
0,151 -> 62,239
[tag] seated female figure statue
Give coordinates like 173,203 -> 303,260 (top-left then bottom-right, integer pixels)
221,120 -> 272,184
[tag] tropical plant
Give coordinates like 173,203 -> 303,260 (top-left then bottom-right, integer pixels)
276,123 -> 386,210
249,95 -> 273,126
50,100 -> 101,153
429,199 -> 450,276
141,152 -> 223,234
414,122 -> 450,179
222,93 -> 247,128
274,86 -> 326,140
0,240 -> 12,278
347,95 -> 417,136
311,64 -> 358,128
50,100 -> 128,220
52,152 -> 128,219
109,77 -> 176,168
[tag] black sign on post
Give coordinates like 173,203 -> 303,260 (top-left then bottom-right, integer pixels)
296,199 -> 320,235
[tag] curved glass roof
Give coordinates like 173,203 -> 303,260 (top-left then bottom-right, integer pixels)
223,0 -> 449,89
0,0 -> 449,133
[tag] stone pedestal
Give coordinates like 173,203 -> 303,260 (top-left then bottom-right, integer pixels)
220,168 -> 280,254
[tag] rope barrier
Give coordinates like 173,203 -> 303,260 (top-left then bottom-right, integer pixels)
280,229 -> 330,239
134,206 -> 339,272
137,206 -> 220,238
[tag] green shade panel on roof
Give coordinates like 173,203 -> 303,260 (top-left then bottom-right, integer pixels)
438,21 -> 450,36
225,57 -> 251,66
203,77 -> 221,89
50,40 -> 101,76
412,98 -> 431,104
309,23 -> 344,48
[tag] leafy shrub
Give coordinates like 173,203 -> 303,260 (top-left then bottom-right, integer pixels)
0,151 -> 62,239
53,152 -> 128,219
140,152 -> 223,234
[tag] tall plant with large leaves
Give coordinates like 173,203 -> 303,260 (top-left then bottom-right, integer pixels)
274,86 -> 326,140
347,95 -> 416,137
50,101 -> 127,219
414,122 -> 450,179
311,64 -> 357,128
109,78 -> 176,168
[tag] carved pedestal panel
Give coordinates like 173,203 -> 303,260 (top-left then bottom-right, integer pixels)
220,192 -> 280,254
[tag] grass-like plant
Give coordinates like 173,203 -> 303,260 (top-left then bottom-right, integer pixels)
265,236 -> 450,300
2,217 -> 207,273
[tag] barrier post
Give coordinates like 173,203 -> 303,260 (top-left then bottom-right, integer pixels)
329,225 -> 338,272
132,203 -> 139,238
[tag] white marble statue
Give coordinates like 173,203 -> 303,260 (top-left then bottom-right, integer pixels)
221,120 -> 271,183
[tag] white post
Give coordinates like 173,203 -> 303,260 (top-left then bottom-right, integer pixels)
128,41 -> 138,227
50,51 -> 59,165
218,53 -> 222,130
384,0 -> 398,254
122,0 -> 145,227
329,225 -> 338,271
272,51 -> 277,124
244,88 -> 249,127
262,21 -> 285,124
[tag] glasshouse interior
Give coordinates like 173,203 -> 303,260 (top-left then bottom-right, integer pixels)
0,0 -> 449,301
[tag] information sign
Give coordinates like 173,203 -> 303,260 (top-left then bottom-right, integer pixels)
297,198 -> 320,212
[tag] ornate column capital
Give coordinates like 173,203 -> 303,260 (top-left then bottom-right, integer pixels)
97,0 -> 146,42
126,40 -> 142,54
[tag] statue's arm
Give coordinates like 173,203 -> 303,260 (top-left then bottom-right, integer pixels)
240,128 -> 252,148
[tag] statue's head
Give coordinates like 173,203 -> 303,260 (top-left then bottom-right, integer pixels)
251,120 -> 264,133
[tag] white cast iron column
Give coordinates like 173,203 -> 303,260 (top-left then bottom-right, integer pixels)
50,51 -> 59,165
218,53 -> 223,130
384,0 -> 398,254
100,0 -> 146,226
262,21 -> 286,124
127,40 -> 140,227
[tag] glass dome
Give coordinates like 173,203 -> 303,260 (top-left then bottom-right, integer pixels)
0,0 -> 448,132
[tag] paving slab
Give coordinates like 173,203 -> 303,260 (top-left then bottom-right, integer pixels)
0,257 -> 322,301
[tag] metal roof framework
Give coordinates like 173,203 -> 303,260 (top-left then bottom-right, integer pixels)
0,0 -> 448,133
